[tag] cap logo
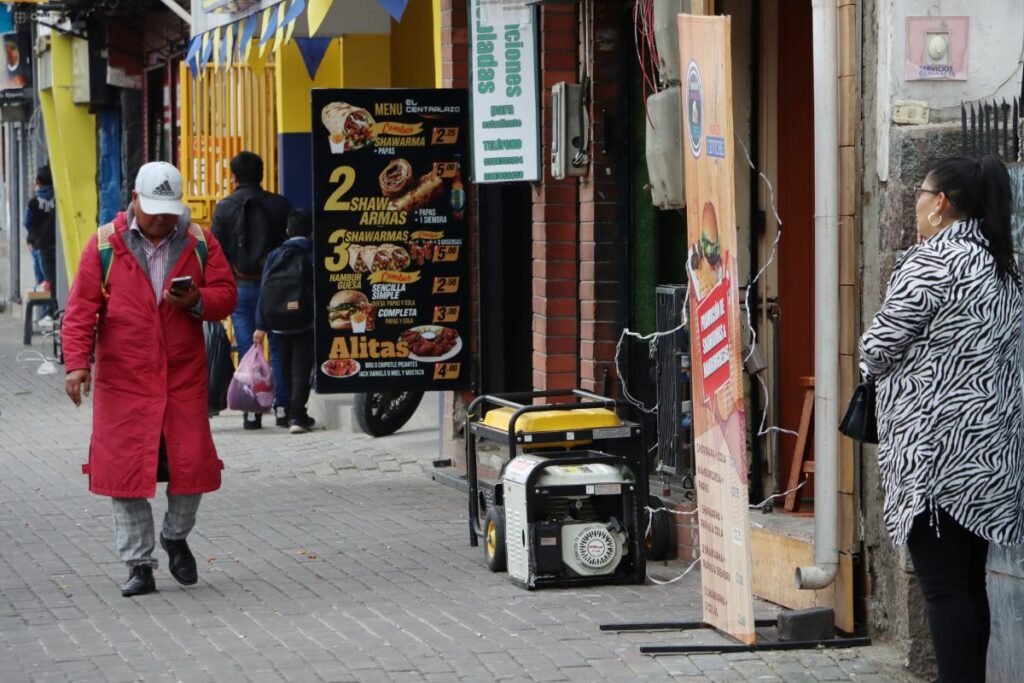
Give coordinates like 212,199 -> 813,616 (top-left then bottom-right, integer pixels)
152,179 -> 176,197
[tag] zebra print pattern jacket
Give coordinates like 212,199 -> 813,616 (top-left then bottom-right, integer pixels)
859,218 -> 1024,546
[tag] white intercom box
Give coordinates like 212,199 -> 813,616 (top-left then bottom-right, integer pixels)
551,82 -> 588,179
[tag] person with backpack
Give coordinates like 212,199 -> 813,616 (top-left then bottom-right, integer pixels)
61,162 -> 237,597
252,210 -> 316,434
24,165 -> 56,314
211,151 -> 292,430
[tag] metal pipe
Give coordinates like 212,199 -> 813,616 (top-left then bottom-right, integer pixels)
796,0 -> 840,591
157,0 -> 192,26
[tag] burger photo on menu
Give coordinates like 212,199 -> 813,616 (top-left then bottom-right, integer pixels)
327,290 -> 375,331
687,201 -> 723,300
400,325 -> 462,363
321,102 -> 377,154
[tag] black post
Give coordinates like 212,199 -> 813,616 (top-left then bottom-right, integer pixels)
961,102 -> 967,154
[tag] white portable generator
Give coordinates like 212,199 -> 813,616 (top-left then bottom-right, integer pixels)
466,390 -> 648,590
503,454 -> 635,587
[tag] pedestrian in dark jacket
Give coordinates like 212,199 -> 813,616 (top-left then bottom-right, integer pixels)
25,165 -> 56,295
210,151 -> 292,430
253,210 -> 316,434
859,154 -> 1024,683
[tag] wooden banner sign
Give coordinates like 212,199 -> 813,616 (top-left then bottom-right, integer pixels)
678,14 -> 756,645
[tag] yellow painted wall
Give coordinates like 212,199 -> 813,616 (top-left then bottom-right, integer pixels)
339,34 -> 391,88
37,34 -> 98,281
390,0 -> 439,87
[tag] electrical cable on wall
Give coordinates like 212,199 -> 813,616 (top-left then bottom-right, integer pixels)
614,136 -> 797,437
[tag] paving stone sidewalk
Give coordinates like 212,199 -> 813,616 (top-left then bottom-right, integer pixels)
0,318 -> 918,682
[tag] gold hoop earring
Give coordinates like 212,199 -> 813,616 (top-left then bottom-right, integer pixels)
927,210 -> 942,227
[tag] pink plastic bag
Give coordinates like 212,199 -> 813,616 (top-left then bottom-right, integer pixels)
227,346 -> 275,413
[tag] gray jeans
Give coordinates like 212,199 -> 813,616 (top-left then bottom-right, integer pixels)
111,492 -> 202,568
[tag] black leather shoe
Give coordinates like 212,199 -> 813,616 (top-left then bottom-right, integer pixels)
121,565 -> 156,597
160,534 -> 198,586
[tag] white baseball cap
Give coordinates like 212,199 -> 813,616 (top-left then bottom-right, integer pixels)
134,161 -> 185,216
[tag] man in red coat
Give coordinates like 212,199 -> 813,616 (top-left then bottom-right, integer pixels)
62,162 -> 237,597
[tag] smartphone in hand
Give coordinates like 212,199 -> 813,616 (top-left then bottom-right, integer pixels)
169,275 -> 193,293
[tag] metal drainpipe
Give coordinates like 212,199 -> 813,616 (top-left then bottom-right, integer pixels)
796,0 -> 840,591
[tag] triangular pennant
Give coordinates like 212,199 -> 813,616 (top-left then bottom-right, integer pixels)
212,26 -> 222,68
259,5 -> 280,57
222,23 -> 234,68
295,37 -> 331,80
283,0 -> 305,26
199,32 -> 214,72
307,0 -> 331,36
377,0 -> 409,22
283,0 -> 305,44
239,14 -> 258,63
185,36 -> 201,78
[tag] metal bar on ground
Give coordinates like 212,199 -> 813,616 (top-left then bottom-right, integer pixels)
640,636 -> 871,655
600,619 -> 777,632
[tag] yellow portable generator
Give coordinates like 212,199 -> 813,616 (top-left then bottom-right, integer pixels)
466,389 -> 649,589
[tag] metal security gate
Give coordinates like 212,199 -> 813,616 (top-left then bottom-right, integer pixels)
178,61 -> 278,227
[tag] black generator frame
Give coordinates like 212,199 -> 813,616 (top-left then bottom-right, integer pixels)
465,388 -> 649,589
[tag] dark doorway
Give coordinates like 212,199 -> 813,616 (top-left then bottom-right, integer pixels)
775,0 -> 816,504
478,183 -> 534,393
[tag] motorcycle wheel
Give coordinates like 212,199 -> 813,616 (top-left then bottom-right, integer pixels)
353,391 -> 425,437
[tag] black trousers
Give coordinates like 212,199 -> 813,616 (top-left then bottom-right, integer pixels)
275,330 -> 314,420
907,507 -> 990,683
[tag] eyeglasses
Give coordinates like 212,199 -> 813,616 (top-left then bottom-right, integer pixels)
914,186 -> 940,199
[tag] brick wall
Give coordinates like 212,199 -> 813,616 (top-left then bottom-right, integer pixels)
532,5 -> 580,393
578,1 -> 629,395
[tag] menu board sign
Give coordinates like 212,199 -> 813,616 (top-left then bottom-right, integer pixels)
679,15 -> 756,645
312,88 -> 471,393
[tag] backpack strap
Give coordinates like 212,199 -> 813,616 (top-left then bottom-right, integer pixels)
96,223 -> 208,299
188,223 -> 208,272
97,223 -> 116,299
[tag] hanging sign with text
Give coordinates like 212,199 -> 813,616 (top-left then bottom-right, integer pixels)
469,0 -> 540,182
679,14 -> 756,646
312,88 -> 471,393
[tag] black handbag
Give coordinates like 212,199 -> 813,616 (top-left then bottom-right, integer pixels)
839,382 -> 878,444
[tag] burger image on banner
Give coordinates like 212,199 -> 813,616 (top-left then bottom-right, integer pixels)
688,201 -> 723,300
327,290 -> 374,331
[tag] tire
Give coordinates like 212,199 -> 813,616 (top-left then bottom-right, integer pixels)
352,391 -> 424,437
484,506 -> 507,572
644,495 -> 671,561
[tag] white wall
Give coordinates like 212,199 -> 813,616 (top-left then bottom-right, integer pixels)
874,0 -> 1024,179
891,0 -> 1024,117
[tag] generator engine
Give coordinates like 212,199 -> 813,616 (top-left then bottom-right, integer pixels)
503,454 -> 635,588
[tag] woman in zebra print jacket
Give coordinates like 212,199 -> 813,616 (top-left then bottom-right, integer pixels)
859,155 -> 1024,682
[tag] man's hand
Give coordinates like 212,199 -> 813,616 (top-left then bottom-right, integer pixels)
164,283 -> 201,309
253,329 -> 267,345
65,369 -> 91,407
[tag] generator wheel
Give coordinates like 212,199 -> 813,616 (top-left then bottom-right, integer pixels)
644,495 -> 671,561
484,506 -> 507,572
